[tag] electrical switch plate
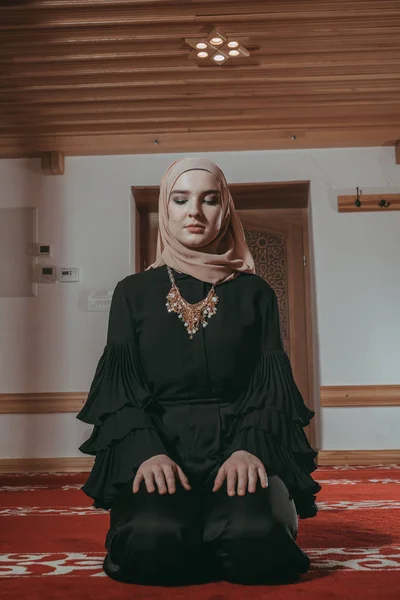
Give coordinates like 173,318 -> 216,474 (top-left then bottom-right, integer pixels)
88,289 -> 114,311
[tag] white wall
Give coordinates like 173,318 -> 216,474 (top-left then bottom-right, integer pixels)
0,147 -> 399,458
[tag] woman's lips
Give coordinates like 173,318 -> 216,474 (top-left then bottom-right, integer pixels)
186,225 -> 205,233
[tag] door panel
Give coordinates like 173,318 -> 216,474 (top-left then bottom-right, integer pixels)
243,227 -> 290,354
238,210 -> 309,406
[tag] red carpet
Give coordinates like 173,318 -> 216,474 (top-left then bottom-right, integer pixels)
1,465 -> 400,599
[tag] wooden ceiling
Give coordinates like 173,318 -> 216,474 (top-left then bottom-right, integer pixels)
1,0 -> 400,158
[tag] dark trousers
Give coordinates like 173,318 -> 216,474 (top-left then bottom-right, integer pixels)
103,474 -> 310,585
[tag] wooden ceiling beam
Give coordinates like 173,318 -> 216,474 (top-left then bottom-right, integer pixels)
2,3 -> 400,29
2,13 -> 400,33
2,20 -> 400,45
3,97 -> 400,119
3,104 -> 400,128
4,70 -> 400,87
4,49 -> 400,67
5,53 -> 400,76
0,126 -> 398,159
3,35 -> 400,55
0,49 -> 396,66
4,69 -> 400,90
2,115 -> 400,136
2,0 -> 400,10
3,81 -> 400,105
1,92 -> 400,118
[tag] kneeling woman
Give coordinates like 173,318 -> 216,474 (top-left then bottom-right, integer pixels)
77,157 -> 321,585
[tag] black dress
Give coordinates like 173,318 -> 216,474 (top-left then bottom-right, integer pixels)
77,265 -> 321,583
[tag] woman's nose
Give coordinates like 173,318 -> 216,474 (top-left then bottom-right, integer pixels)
188,205 -> 201,218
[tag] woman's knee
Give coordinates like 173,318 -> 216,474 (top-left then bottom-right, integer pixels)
217,518 -> 309,581
135,511 -> 195,553
213,502 -> 299,577
220,512 -> 283,557
112,515 -> 184,558
266,475 -> 298,539
108,504 -> 202,576
105,515 -> 200,584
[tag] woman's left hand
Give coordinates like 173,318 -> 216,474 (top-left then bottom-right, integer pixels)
213,450 -> 268,496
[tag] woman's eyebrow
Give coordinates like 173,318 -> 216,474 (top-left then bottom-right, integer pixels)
171,189 -> 220,194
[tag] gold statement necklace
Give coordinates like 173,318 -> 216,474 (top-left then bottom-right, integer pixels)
165,265 -> 219,339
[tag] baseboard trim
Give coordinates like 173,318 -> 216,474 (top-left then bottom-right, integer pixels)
0,450 -> 399,473
0,393 -> 87,414
317,449 -> 400,465
320,385 -> 400,407
1,385 -> 399,414
0,457 -> 94,473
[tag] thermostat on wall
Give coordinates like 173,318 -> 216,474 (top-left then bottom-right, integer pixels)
58,267 -> 80,282
38,266 -> 57,283
35,243 -> 52,256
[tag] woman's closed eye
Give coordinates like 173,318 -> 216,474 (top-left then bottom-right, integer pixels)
171,195 -> 219,205
204,195 -> 219,205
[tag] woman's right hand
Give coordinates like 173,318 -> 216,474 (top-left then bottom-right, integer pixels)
132,454 -> 191,495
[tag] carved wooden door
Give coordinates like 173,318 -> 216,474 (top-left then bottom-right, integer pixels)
238,210 -> 309,405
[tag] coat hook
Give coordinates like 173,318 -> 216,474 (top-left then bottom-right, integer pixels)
378,199 -> 390,208
355,187 -> 362,207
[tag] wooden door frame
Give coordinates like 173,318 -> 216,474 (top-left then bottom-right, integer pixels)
131,181 -> 318,449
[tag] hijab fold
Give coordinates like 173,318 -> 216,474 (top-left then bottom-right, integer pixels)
147,157 -> 255,285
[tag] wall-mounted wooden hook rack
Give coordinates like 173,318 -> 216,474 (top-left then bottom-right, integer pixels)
338,193 -> 400,213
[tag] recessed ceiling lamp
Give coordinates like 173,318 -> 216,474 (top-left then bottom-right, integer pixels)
185,27 -> 250,65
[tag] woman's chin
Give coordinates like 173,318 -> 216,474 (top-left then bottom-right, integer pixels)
180,235 -> 210,249
176,229 -> 220,251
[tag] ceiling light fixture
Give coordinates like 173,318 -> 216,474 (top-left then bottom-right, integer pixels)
185,27 -> 250,66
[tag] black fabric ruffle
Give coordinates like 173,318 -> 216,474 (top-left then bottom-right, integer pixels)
77,341 -> 154,425
79,404 -> 157,455
234,348 -> 315,425
224,349 -> 321,519
80,428 -> 167,510
77,341 -> 169,509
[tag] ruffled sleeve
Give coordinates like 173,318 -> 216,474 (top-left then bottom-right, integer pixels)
76,279 -> 170,510
225,284 -> 321,519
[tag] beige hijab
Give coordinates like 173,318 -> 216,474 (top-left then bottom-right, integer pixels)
147,157 -> 255,285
